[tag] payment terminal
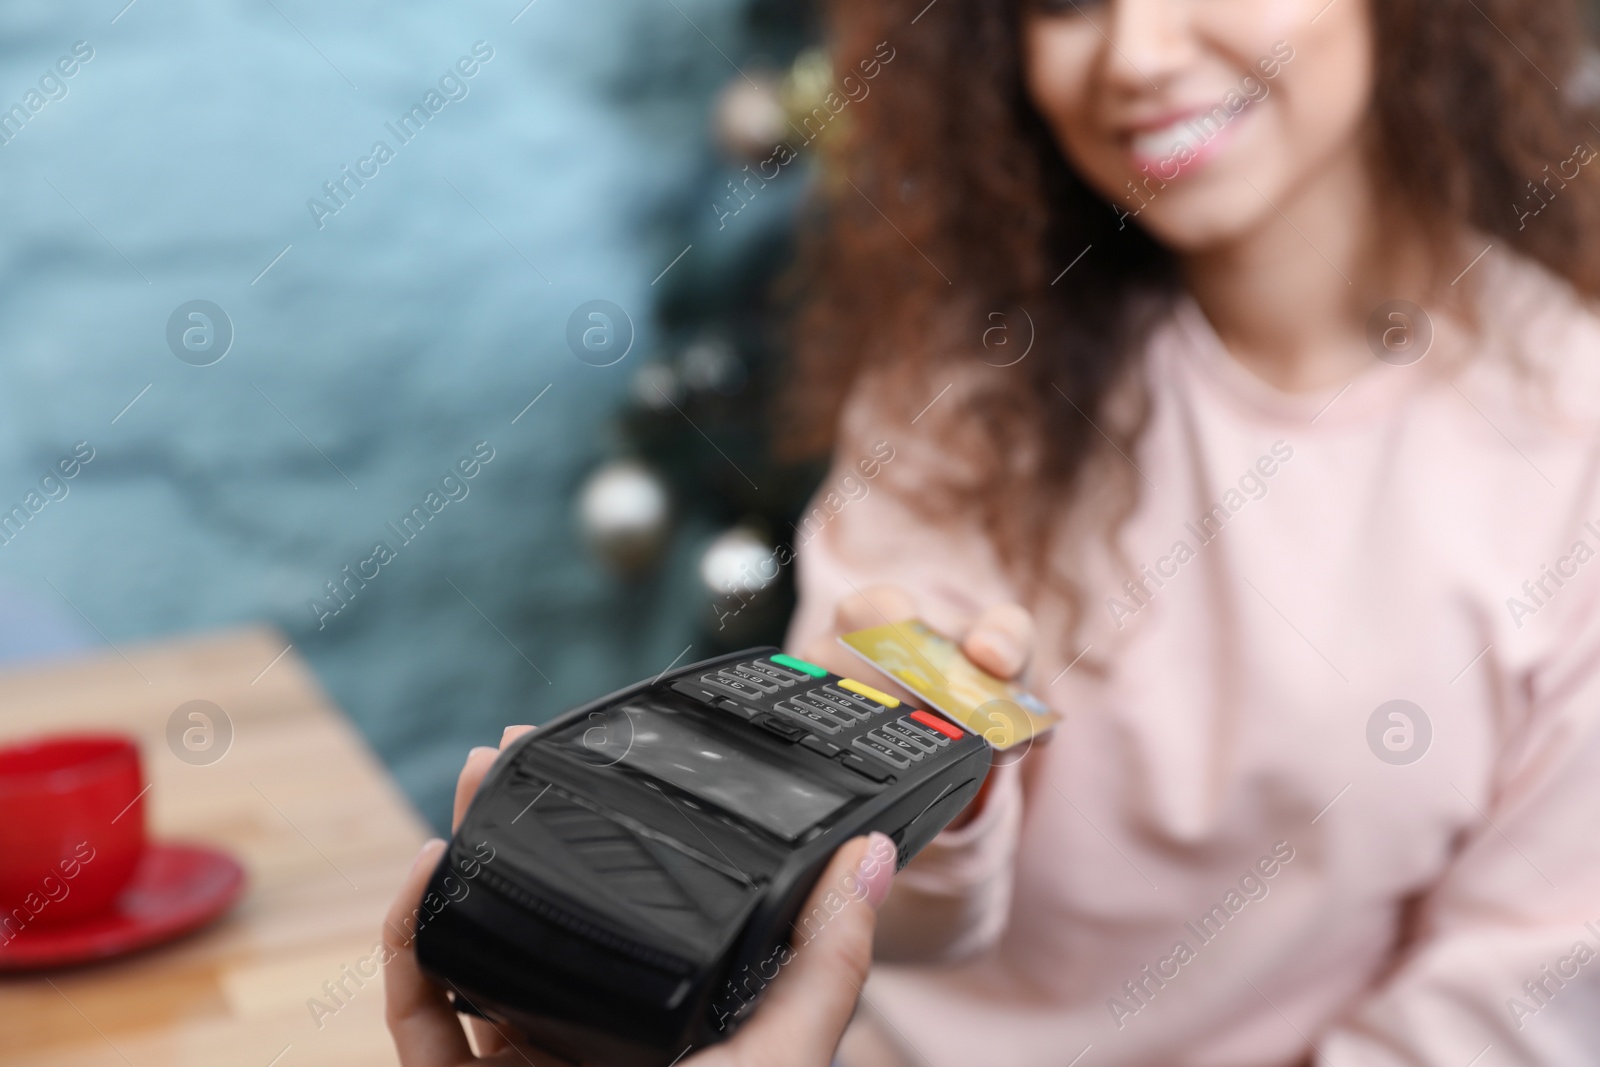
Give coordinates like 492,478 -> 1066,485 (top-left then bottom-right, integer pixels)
414,646 -> 991,1066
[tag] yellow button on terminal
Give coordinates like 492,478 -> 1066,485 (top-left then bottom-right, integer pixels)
838,678 -> 900,708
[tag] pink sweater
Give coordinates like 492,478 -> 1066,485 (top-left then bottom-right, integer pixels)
787,252 -> 1600,1066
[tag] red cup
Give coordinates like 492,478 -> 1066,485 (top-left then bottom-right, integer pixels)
0,734 -> 146,930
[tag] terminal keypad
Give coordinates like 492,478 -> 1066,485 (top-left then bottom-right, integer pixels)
672,654 -> 967,784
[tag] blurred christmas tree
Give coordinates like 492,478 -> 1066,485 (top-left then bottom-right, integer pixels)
575,0 -> 836,653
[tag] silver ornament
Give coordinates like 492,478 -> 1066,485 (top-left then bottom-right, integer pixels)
578,460 -> 671,572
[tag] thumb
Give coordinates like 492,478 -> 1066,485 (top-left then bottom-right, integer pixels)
721,833 -> 897,1066
962,602 -> 1035,679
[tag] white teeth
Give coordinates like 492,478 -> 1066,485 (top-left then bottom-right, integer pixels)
1130,118 -> 1207,161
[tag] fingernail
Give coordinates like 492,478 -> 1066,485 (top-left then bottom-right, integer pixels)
469,745 -> 497,763
979,630 -> 1021,672
412,838 -> 444,873
856,832 -> 897,909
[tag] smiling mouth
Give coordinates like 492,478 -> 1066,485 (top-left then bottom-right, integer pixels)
1125,101 -> 1254,177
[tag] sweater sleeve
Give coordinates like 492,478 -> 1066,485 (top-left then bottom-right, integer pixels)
783,409 -> 1029,965
1316,589 -> 1600,1064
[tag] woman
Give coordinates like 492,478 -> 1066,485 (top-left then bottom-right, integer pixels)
786,0 -> 1600,1064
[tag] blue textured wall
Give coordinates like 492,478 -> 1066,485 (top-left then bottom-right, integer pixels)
0,0 -> 767,828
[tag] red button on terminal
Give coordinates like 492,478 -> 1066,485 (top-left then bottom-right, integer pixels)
911,710 -> 963,739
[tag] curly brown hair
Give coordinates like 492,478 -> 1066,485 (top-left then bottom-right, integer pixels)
785,0 -> 1600,615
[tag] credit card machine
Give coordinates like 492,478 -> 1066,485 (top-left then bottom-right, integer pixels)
414,646 -> 991,1066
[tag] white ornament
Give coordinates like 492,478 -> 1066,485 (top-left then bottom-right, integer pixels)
577,460 -> 670,572
712,74 -> 787,160
699,526 -> 777,599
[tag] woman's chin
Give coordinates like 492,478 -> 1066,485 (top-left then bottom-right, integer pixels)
1118,184 -> 1281,256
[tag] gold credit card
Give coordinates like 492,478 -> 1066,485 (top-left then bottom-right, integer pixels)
838,619 -> 1059,750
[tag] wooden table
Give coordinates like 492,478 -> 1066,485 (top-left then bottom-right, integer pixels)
0,626 -> 431,1066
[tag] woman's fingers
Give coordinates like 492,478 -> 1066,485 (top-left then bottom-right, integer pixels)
833,585 -> 918,634
795,585 -> 922,704
383,838 -> 475,1067
962,602 -> 1035,680
715,833 -> 896,1067
826,587 -> 1035,683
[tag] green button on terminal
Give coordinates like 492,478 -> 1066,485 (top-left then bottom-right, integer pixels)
769,653 -> 827,678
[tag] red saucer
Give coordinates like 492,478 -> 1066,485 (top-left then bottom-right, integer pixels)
0,843 -> 245,971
